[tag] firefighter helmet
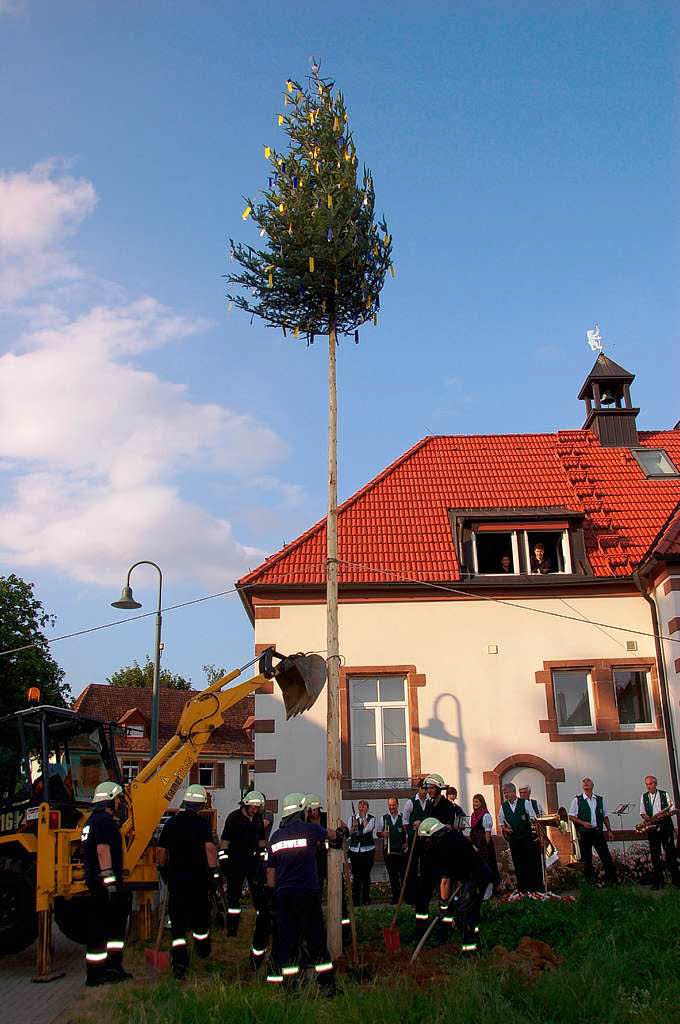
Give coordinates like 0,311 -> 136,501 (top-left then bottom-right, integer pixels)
423,773 -> 445,790
183,784 -> 208,805
242,790 -> 265,809
281,792 -> 307,817
418,816 -> 448,838
92,781 -> 123,805
303,793 -> 322,811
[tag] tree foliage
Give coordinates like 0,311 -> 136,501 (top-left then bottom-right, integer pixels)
107,657 -> 191,691
0,574 -> 70,717
202,663 -> 227,685
227,68 -> 393,341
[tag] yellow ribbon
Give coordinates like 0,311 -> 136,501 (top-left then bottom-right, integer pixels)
287,79 -> 293,93
327,194 -> 333,209
389,263 -> 396,278
278,114 -> 284,126
293,326 -> 299,338
279,202 -> 285,213
264,146 -> 270,159
242,205 -> 251,220
268,273 -> 273,287
373,313 -> 377,326
309,256 -> 315,272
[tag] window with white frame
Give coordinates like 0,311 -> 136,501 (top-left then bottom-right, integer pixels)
631,449 -> 679,479
350,675 -> 410,786
552,669 -> 595,732
470,526 -> 571,576
614,668 -> 654,727
122,760 -> 139,784
198,762 -> 214,788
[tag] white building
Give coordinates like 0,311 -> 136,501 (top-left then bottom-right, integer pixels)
237,355 -> 680,841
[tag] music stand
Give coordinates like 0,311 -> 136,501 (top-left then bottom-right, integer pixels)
614,803 -> 630,856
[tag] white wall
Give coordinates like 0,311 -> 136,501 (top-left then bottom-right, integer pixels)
254,593 -> 673,831
653,571 -> 680,793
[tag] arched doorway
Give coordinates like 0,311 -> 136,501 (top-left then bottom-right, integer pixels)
482,753 -> 565,823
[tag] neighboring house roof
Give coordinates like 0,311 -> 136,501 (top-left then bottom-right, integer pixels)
73,684 -> 254,757
237,429 -> 680,602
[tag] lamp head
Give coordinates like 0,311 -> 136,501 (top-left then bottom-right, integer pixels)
111,584 -> 142,610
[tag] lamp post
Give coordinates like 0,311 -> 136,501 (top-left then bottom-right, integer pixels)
111,561 -> 163,757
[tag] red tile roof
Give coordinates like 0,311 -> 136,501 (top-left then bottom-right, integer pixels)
73,684 -> 254,757
238,429 -> 680,593
647,507 -> 680,560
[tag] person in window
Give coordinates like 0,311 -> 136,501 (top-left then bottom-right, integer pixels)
530,542 -> 553,574
568,777 -> 617,884
469,794 -> 500,897
500,553 -> 513,573
348,799 -> 375,905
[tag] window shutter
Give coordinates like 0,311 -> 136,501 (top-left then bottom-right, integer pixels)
189,765 -> 199,785
216,762 -> 225,789
461,525 -> 473,576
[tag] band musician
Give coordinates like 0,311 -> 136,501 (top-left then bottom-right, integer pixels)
640,775 -> 680,889
569,777 -> 617,884
499,782 -> 541,893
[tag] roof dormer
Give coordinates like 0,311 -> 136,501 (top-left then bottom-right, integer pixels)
578,353 -> 639,447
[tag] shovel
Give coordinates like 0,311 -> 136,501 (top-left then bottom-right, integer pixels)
409,883 -> 462,965
145,888 -> 170,972
383,833 -> 418,953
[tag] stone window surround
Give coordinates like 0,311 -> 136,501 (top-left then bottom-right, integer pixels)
536,657 -> 662,742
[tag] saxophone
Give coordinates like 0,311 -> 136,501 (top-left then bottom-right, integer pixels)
635,802 -> 677,834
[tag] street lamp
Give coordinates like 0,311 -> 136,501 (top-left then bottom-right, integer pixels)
112,561 -> 163,758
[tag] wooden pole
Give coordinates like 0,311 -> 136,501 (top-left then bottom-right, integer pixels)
326,316 -> 342,958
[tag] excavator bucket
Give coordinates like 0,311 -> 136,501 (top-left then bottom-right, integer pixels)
273,653 -> 327,719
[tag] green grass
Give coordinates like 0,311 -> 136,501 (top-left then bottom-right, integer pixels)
71,886 -> 680,1024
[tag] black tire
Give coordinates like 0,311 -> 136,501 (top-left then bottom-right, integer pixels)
54,894 -> 91,945
0,865 -> 38,954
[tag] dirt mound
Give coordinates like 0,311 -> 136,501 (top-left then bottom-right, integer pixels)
489,936 -> 562,979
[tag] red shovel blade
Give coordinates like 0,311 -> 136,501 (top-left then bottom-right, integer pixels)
145,948 -> 170,971
383,925 -> 400,953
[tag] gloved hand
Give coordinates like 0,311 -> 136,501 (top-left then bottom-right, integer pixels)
101,870 -> 118,896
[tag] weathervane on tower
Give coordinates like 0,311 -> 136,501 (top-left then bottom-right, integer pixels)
586,323 -> 604,352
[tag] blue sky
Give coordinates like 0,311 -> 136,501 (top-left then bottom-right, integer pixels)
0,1 -> 677,697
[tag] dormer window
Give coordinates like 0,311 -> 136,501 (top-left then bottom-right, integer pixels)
631,449 -> 679,479
450,509 -> 590,578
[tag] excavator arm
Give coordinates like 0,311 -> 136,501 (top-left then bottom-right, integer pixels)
120,648 -> 326,871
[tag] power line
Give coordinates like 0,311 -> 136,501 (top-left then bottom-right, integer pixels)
0,584 -> 245,658
335,557 -> 680,645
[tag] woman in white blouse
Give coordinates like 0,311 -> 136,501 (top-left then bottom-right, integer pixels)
469,793 -> 500,896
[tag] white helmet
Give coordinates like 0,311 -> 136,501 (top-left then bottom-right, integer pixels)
281,792 -> 307,817
243,790 -> 265,809
423,773 -> 445,790
303,793 -> 322,811
418,816 -> 448,839
93,781 -> 123,805
184,784 -> 208,805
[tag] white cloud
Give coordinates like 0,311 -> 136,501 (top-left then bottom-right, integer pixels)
0,160 -> 298,585
0,159 -> 97,305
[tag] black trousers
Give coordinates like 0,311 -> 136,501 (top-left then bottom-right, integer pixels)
85,887 -> 130,982
225,853 -> 263,935
268,889 -> 334,987
508,835 -> 542,892
169,881 -> 211,973
648,827 -> 680,886
349,850 -> 374,905
578,828 -> 616,882
384,852 -> 406,903
455,879 -> 484,949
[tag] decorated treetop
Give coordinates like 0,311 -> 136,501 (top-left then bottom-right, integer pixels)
227,66 -> 393,343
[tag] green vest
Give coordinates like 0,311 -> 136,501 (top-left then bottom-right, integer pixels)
643,790 -> 671,829
502,798 -> 532,838
530,799 -> 540,816
577,794 -> 605,830
382,813 -> 406,855
349,815 -> 375,853
408,796 -> 431,829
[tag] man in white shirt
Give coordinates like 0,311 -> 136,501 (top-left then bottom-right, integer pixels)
348,800 -> 375,906
519,785 -> 543,818
639,774 -> 679,889
499,783 -> 541,892
568,777 -> 616,883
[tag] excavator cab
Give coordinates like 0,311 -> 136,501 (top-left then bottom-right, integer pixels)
0,706 -> 122,953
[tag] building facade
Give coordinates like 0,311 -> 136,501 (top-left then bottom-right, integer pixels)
237,355 -> 680,838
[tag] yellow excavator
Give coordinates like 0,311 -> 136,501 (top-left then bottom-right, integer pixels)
0,648 -> 325,978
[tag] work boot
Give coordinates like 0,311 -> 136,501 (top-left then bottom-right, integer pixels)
106,966 -> 133,983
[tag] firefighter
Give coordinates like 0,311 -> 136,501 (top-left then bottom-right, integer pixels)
418,816 -> 490,954
265,792 -> 340,993
81,781 -> 132,987
157,784 -> 218,979
220,790 -> 270,955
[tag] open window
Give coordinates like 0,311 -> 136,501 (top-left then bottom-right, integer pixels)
451,509 -> 587,578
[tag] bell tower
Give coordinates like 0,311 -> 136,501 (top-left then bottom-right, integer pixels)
578,353 -> 639,447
